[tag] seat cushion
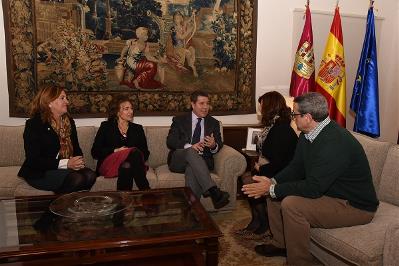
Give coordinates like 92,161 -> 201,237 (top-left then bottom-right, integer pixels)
155,164 -> 222,188
15,168 -> 157,196
351,132 -> 392,190
378,145 -> 399,205
15,181 -> 54,197
90,167 -> 158,191
145,127 -> 170,168
310,201 -> 399,265
0,126 -> 25,167
76,126 -> 96,171
0,166 -> 25,197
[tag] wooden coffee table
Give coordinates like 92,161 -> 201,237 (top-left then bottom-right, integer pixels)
0,187 -> 221,265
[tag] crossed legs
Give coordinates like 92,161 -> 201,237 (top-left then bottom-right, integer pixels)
169,148 -> 215,198
168,148 -> 229,209
117,149 -> 150,191
56,168 -> 97,193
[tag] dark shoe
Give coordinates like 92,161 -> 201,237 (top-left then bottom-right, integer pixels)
234,228 -> 252,235
255,244 -> 287,257
211,191 -> 230,209
203,190 -> 210,198
240,231 -> 267,240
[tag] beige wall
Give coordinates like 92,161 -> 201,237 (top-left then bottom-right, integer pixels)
0,0 -> 398,142
257,0 -> 398,142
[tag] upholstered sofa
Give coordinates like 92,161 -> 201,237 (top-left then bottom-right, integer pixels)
310,132 -> 399,265
0,124 -> 247,211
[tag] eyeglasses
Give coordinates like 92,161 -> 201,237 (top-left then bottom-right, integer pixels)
290,111 -> 305,119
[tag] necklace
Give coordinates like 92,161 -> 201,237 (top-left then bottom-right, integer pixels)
118,122 -> 128,138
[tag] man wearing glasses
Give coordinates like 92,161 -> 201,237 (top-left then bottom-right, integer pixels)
242,92 -> 378,265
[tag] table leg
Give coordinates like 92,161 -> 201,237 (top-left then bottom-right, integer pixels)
204,237 -> 219,266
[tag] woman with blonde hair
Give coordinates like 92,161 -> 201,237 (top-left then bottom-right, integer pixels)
18,86 -> 97,193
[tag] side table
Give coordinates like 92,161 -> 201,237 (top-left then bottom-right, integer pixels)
240,149 -> 259,172
236,149 -> 259,198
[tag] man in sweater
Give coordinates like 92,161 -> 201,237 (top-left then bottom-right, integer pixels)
242,92 -> 379,265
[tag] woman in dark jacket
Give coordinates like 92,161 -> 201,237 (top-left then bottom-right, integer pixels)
18,86 -> 97,193
91,95 -> 150,190
237,91 -> 298,239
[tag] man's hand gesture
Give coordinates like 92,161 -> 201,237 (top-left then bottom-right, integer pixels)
242,175 -> 272,198
204,133 -> 216,149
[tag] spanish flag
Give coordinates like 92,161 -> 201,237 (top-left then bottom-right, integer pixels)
315,6 -> 346,127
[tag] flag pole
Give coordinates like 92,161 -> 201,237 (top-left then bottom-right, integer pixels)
304,0 -> 309,18
370,0 -> 374,8
336,0 -> 339,8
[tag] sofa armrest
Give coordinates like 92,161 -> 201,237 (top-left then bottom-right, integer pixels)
212,145 -> 247,208
383,222 -> 399,264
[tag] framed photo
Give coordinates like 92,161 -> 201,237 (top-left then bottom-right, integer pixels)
245,127 -> 262,151
2,0 -> 257,117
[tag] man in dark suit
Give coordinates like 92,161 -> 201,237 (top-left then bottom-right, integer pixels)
167,90 -> 229,209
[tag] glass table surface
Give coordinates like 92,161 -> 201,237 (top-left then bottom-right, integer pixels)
0,188 -> 208,250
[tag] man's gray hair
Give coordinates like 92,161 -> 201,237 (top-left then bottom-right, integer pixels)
294,92 -> 329,122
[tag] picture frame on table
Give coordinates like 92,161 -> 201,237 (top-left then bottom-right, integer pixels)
245,127 -> 262,151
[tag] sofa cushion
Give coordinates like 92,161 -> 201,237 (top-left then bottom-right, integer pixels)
351,132 -> 392,190
0,166 -> 25,197
0,126 -> 25,167
378,145 -> 399,205
76,126 -> 97,171
155,164 -> 222,188
14,168 -> 158,196
15,182 -> 54,197
0,125 -> 97,169
310,201 -> 399,265
145,127 -> 170,168
90,168 -> 158,191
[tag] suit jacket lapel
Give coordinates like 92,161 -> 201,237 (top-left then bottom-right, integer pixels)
204,115 -> 211,137
184,113 -> 193,142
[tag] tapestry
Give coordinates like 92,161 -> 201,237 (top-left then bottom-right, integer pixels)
3,0 -> 257,117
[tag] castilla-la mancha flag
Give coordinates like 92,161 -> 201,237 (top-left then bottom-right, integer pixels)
290,3 -> 315,97
315,6 -> 346,127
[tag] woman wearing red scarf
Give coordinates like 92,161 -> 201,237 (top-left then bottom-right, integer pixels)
91,95 -> 150,191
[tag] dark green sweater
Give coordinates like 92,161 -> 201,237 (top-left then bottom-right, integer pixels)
274,121 -> 379,212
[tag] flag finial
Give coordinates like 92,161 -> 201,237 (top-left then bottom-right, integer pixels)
370,0 -> 374,8
336,0 -> 340,8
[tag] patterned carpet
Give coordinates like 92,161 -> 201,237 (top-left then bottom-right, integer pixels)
211,200 -> 286,266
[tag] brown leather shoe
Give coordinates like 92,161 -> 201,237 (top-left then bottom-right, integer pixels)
255,244 -> 287,257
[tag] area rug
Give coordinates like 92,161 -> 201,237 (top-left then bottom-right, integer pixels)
211,200 -> 286,266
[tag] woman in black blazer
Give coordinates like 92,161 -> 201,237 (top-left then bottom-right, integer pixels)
91,95 -> 150,190
18,86 -> 97,193
237,91 -> 298,239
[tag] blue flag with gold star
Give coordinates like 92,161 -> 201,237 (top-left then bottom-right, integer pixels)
350,5 -> 380,137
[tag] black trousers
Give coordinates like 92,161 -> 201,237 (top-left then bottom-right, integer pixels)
117,149 -> 150,190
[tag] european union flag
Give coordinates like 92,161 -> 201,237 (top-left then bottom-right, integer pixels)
350,5 -> 380,137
